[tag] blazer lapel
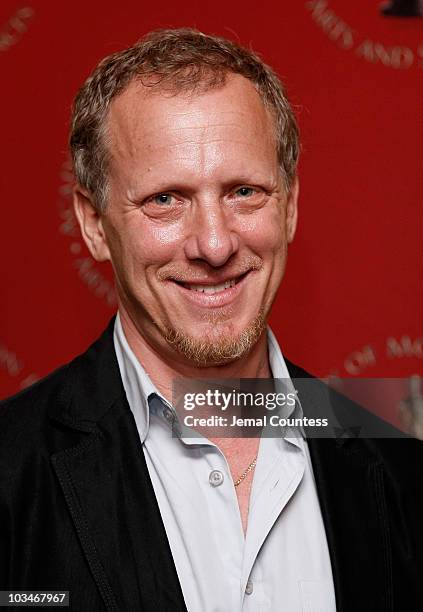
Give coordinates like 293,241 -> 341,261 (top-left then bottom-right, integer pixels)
286,360 -> 393,611
50,320 -> 187,611
308,437 -> 393,612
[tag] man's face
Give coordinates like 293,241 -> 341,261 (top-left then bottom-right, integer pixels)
77,73 -> 298,366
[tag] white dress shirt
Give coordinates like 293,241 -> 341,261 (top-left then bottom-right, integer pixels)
114,314 -> 336,611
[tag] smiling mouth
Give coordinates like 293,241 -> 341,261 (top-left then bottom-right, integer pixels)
173,272 -> 249,294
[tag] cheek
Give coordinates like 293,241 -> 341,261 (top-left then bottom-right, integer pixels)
238,209 -> 286,254
150,223 -> 185,249
120,222 -> 185,275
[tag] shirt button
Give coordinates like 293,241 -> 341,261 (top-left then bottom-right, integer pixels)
245,580 -> 254,595
163,407 -> 175,424
209,470 -> 224,487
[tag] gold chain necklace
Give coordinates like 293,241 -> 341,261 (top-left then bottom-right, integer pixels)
234,456 -> 257,487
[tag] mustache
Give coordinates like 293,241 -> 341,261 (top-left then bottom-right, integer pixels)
157,256 -> 263,282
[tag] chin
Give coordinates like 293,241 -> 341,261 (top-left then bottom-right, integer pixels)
162,309 -> 266,367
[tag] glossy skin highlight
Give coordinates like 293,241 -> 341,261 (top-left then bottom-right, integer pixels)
74,73 -> 298,374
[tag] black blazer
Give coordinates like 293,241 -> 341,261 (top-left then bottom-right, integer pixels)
1,320 -> 423,611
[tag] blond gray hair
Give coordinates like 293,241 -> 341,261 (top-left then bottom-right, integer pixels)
70,28 -> 300,212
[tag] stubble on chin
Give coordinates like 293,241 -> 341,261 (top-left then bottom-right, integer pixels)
161,308 -> 267,366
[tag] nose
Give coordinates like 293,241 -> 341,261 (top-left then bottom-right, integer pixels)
183,200 -> 239,267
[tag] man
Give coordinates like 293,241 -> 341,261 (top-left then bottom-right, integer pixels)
1,28 -> 422,611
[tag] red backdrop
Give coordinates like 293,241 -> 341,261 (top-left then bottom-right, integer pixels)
1,1 -> 422,424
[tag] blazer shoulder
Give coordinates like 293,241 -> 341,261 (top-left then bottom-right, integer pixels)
283,358 -> 423,469
0,362 -> 74,468
0,317 -> 117,429
0,319 -> 119,467
0,362 -> 71,425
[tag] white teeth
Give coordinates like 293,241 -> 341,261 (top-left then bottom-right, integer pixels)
185,279 -> 236,293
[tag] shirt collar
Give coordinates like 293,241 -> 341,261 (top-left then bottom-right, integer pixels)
113,313 -> 168,443
114,312 -> 303,444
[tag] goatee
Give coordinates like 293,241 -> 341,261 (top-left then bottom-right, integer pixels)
162,309 -> 266,366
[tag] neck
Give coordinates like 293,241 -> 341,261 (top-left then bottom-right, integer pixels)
118,309 -> 272,404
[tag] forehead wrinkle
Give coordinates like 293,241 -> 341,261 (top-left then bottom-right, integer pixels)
126,147 -> 277,198
140,119 -> 259,147
155,108 -> 255,125
107,74 -> 279,192
139,137 -> 261,156
109,118 -> 258,166
108,79 -> 275,159
114,128 -> 278,192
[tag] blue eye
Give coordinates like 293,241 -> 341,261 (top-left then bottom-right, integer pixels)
154,193 -> 173,205
236,187 -> 254,197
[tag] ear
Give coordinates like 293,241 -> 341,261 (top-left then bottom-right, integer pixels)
73,186 -> 111,262
286,175 -> 299,244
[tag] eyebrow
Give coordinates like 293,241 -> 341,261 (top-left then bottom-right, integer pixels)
126,174 -> 280,202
